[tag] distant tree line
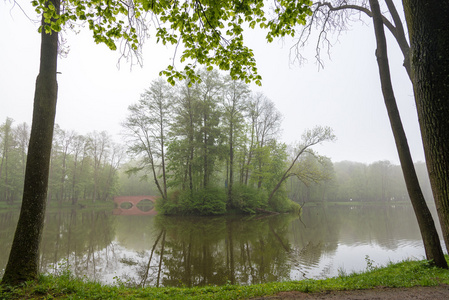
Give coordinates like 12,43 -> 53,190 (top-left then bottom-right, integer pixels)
1,116 -> 432,208
288,159 -> 433,204
0,118 -> 125,204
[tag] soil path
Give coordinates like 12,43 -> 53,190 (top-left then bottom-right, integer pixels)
251,285 -> 449,299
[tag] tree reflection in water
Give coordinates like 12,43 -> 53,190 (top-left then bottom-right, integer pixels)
0,205 -> 434,286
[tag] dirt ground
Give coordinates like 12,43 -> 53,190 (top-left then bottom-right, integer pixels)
251,285 -> 449,299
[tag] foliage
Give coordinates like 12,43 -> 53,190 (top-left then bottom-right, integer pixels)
268,189 -> 301,213
0,118 -> 125,205
122,78 -> 172,200
157,187 -> 227,215
229,184 -> 267,213
31,0 -> 313,85
2,256 -> 449,299
129,71 -> 318,215
0,118 -> 28,204
118,161 -> 157,196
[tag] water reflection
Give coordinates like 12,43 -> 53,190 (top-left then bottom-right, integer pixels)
0,205 -> 441,286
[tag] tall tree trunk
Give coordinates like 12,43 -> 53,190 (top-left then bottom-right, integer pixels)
370,0 -> 447,268
228,120 -> 234,206
71,155 -> 78,205
203,114 -> 208,188
402,0 -> 449,255
160,111 -> 167,200
0,118 -> 12,202
2,0 -> 60,285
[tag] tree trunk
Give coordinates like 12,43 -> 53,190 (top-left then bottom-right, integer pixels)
203,114 -> 208,188
228,120 -> 234,206
2,0 -> 60,285
370,0 -> 447,268
402,0 -> 449,255
160,109 -> 167,200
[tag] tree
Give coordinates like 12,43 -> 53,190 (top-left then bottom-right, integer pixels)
247,94 -> 283,188
53,126 -> 76,203
369,0 -> 447,268
194,70 -> 224,189
87,131 -> 110,202
293,1 -> 410,76
2,0 -> 60,285
123,78 -> 173,200
0,118 -> 14,203
268,126 -> 335,204
222,77 -> 250,204
287,152 -> 336,202
13,122 -> 30,182
168,82 -> 201,191
401,0 -> 449,255
69,134 -> 86,205
291,0 -> 448,266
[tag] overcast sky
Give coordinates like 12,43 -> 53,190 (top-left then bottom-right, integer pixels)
0,2 -> 423,164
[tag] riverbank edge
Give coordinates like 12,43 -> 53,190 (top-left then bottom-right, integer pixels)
2,256 -> 449,299
0,200 -> 418,213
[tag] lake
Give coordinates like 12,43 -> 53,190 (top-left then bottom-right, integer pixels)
0,204 -> 444,287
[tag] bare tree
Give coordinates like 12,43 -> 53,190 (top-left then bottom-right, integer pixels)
292,0 -> 410,76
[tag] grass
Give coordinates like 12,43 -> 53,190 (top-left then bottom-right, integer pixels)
2,257 -> 449,299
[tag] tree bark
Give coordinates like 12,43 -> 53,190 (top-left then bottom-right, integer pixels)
369,0 -> 447,268
2,0 -> 60,285
402,0 -> 449,255
228,117 -> 234,206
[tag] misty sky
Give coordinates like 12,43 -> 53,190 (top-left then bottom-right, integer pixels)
0,2 -> 423,164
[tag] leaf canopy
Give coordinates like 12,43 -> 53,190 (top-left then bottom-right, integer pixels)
34,0 -> 312,84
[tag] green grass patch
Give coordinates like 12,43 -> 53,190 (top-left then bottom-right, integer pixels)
2,257 -> 449,299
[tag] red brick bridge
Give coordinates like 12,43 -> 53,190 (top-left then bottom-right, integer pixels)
113,195 -> 158,215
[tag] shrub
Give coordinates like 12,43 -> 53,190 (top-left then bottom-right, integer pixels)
157,187 -> 227,215
268,189 -> 301,213
229,184 -> 268,214
155,190 -> 182,215
186,187 -> 227,215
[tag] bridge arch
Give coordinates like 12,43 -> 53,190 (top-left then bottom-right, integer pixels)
113,195 -> 157,215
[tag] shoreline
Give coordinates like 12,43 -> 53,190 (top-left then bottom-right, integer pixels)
2,257 -> 449,299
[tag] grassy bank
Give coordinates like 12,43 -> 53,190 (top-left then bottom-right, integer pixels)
2,257 -> 449,299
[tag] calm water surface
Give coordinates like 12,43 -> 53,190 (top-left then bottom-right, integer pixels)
0,205 -> 443,287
